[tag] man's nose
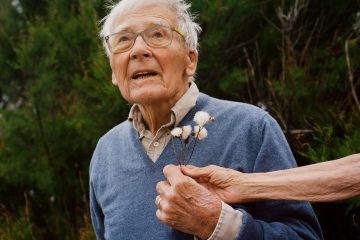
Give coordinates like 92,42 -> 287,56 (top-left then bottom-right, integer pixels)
130,35 -> 152,59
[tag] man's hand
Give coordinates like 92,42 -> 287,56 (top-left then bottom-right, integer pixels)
156,164 -> 221,240
181,165 -> 247,204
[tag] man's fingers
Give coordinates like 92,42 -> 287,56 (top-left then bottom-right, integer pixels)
156,181 -> 171,195
155,195 -> 162,207
156,209 -> 163,221
163,164 -> 186,185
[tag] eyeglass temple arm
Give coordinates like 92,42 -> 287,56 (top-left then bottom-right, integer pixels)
174,28 -> 186,40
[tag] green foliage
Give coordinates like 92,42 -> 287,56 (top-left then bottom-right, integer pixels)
0,0 -> 120,238
0,0 -> 359,239
0,202 -> 36,240
301,119 -> 360,163
219,68 -> 249,99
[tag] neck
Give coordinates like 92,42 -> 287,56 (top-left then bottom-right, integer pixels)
138,82 -> 190,135
139,103 -> 173,135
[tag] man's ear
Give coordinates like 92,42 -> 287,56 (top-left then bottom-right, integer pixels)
112,72 -> 117,85
185,49 -> 198,77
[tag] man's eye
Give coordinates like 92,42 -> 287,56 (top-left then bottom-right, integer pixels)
118,36 -> 130,42
151,31 -> 164,38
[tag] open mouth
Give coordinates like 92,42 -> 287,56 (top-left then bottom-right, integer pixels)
131,71 -> 158,80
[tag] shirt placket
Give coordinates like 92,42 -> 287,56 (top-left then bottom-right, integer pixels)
147,127 -> 171,160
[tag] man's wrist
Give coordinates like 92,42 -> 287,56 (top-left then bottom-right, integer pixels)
196,200 -> 222,239
200,201 -> 243,240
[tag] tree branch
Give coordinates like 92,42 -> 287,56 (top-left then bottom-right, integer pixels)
345,37 -> 360,112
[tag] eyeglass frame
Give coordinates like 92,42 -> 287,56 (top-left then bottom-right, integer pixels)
104,25 -> 186,54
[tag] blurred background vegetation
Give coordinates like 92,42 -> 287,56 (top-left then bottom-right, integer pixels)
0,0 -> 359,239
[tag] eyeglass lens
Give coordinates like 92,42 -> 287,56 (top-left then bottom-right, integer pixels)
107,26 -> 173,53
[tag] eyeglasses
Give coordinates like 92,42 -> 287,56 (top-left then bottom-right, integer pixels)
105,25 -> 186,54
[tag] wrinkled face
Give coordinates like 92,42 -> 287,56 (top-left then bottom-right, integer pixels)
109,4 -> 198,105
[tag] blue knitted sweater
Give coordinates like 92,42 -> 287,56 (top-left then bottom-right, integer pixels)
89,93 -> 323,240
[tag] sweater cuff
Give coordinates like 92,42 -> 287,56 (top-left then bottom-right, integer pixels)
194,201 -> 243,240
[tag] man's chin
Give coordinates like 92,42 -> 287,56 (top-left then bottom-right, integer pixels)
126,91 -> 171,105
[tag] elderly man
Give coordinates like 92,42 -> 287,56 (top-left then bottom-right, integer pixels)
89,0 -> 323,239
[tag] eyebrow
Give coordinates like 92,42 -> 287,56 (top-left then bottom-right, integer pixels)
111,20 -> 170,34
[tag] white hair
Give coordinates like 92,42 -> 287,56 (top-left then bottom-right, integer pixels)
99,0 -> 202,57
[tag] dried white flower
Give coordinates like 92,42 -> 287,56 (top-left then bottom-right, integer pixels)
193,111 -> 213,126
181,125 -> 192,140
170,127 -> 182,137
193,126 -> 208,140
171,112 -> 215,165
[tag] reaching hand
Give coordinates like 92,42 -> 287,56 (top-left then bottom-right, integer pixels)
181,165 -> 247,204
156,164 -> 221,240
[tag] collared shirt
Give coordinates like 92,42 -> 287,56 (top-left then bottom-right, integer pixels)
128,82 -> 199,161
127,82 -> 243,240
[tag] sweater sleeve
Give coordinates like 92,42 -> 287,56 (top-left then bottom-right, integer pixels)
90,181 -> 105,240
89,144 -> 106,240
235,114 -> 323,240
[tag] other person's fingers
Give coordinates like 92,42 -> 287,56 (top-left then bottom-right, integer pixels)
180,165 -> 205,178
181,164 -> 222,179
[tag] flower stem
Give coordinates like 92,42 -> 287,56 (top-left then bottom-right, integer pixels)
186,126 -> 202,165
171,137 -> 181,165
181,141 -> 186,165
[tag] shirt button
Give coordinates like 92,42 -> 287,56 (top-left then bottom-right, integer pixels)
153,142 -> 160,147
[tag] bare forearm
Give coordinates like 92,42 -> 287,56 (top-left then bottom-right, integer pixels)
238,154 -> 360,202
